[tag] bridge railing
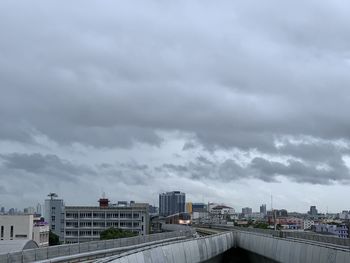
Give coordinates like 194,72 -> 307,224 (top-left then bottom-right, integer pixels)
0,230 -> 194,263
280,231 -> 350,247
198,224 -> 350,247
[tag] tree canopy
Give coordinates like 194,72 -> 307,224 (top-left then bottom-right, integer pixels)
100,227 -> 137,240
49,230 -> 60,246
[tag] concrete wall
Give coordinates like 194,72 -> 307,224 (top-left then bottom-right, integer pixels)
99,229 -> 350,263
0,231 -> 191,263
0,215 -> 33,241
102,232 -> 235,263
235,231 -> 350,263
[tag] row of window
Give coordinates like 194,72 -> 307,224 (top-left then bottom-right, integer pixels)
66,222 -> 141,228
66,212 -> 141,219
65,230 -> 103,236
65,227 -> 140,237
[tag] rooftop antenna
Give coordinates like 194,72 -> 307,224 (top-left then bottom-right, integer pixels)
47,193 -> 58,200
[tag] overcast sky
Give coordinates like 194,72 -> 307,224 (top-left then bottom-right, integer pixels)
1,0 -> 350,213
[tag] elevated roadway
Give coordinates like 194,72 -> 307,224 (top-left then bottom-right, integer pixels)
4,224 -> 350,263
209,224 -> 350,263
94,231 -> 235,263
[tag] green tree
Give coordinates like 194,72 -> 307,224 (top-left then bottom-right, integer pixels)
253,222 -> 269,229
100,227 -> 137,240
49,230 -> 60,246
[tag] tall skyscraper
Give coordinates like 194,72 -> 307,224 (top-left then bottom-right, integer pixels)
159,191 -> 186,217
309,206 -> 318,217
36,203 -> 42,215
260,204 -> 267,216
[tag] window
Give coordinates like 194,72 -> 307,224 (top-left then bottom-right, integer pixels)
52,225 -> 56,230
93,212 -> 105,219
10,226 -> 14,238
80,212 -> 92,218
15,234 -> 27,238
80,222 -> 91,228
107,213 -> 119,218
66,222 -> 78,228
79,231 -> 91,236
1,226 -> 3,238
66,212 -> 78,219
52,216 -> 56,222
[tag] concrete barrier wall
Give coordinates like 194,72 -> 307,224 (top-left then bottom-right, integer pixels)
0,231 -> 193,263
101,232 -> 235,263
162,224 -> 194,233
207,224 -> 350,247
235,231 -> 350,263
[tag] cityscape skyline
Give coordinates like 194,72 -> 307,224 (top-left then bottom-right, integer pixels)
2,1 -> 350,213
0,191 -> 348,215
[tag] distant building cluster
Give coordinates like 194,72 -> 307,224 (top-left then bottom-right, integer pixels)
1,191 -> 350,255
159,191 -> 185,217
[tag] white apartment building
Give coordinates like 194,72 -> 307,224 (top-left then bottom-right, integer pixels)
44,197 -> 65,242
64,200 -> 149,243
0,215 -> 49,247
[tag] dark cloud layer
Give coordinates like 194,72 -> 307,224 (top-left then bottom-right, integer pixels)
162,151 -> 350,185
1,0 -> 350,208
1,1 -> 350,150
0,153 -> 94,181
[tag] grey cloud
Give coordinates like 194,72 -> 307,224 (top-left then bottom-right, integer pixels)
182,142 -> 197,151
196,156 -> 213,165
120,162 -> 149,171
1,1 -> 350,153
98,161 -> 153,185
1,0 -> 350,200
161,158 -> 245,181
277,141 -> 348,162
161,151 -> 350,185
162,164 -> 189,173
250,157 -> 350,185
0,153 -> 95,181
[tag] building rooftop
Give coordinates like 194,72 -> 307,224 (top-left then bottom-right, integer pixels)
0,240 -> 38,254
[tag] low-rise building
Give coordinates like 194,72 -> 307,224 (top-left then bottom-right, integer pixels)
313,224 -> 349,239
339,211 -> 350,220
64,198 -> 149,243
33,221 -> 49,247
0,215 -> 49,247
